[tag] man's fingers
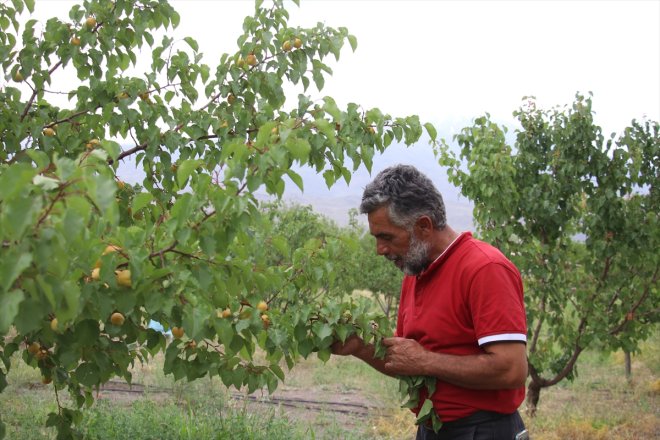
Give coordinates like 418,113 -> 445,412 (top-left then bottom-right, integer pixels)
331,335 -> 364,356
382,336 -> 402,346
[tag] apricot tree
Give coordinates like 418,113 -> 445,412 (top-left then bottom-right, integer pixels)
0,0 -> 437,436
437,93 -> 659,415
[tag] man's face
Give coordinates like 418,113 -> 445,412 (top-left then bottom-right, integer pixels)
367,206 -> 431,276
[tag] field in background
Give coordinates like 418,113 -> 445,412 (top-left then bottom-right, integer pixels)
1,336 -> 658,439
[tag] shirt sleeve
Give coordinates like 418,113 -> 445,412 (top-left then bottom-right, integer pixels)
469,262 -> 527,346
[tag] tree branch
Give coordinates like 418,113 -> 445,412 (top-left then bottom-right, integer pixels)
20,60 -> 63,122
528,293 -> 546,354
608,266 -> 659,336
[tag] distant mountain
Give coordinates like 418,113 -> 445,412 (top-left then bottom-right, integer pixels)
271,140 -> 475,231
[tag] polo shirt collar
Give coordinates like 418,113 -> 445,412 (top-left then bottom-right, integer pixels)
417,231 -> 472,279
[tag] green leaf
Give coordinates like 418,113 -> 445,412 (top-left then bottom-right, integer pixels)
314,119 -> 336,146
284,138 -> 311,161
286,169 -> 304,191
424,122 -> 437,141
11,0 -> 23,13
182,304 -> 210,340
270,364 -> 285,381
74,320 -> 100,346
25,149 -> 49,169
312,68 -> 325,91
2,196 -> 41,239
0,290 -> 25,334
54,157 -> 77,181
298,339 -> 313,358
183,37 -> 199,52
170,193 -> 193,228
322,170 -> 336,188
271,236 -> 290,258
101,140 -> 121,161
88,174 -> 117,216
266,372 -> 278,394
0,163 -> 36,202
313,322 -> 333,340
0,251 -> 32,292
317,348 -> 331,362
415,398 -> 434,423
177,159 -> 203,187
322,97 -> 341,121
254,121 -> 277,150
431,413 -> 443,433
220,138 -> 247,162
335,324 -> 350,343
33,175 -> 59,191
214,319 -> 233,346
424,376 -> 437,396
131,192 -> 154,212
170,11 -> 180,27
75,362 -> 100,387
347,34 -> 358,52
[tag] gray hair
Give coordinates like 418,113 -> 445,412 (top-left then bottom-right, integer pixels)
360,164 -> 447,230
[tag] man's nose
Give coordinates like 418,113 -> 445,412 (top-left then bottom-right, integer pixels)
376,240 -> 388,256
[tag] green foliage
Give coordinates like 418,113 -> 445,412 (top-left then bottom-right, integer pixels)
0,0 -> 435,437
401,375 -> 442,432
347,209 -> 403,319
255,202 -> 440,429
437,93 -> 659,413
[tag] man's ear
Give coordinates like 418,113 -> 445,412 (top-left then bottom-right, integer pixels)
414,216 -> 434,237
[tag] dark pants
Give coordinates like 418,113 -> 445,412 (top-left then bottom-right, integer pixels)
415,410 -> 527,440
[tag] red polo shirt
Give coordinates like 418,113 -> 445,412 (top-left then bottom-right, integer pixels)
396,232 -> 526,422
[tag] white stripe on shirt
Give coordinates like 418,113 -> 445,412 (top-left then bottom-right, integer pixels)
478,333 -> 527,346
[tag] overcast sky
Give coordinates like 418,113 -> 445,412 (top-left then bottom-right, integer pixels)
32,0 -> 659,133
170,0 -> 660,134
25,0 -> 660,224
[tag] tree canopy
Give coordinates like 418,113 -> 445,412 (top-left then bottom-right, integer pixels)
437,93 -> 659,414
0,0 -> 435,437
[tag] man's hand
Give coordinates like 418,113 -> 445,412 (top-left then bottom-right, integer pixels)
331,335 -> 366,356
333,335 -> 527,389
331,335 -> 394,376
384,337 -> 528,389
382,337 -> 429,376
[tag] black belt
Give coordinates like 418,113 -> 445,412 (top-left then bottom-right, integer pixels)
439,410 -> 509,430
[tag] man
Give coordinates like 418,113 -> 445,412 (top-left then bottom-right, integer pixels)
332,165 -> 528,440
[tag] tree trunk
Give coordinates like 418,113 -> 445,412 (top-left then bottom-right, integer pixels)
624,350 -> 632,383
525,379 -> 542,417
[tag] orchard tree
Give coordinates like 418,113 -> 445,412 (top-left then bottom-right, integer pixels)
256,202 -> 367,306
264,204 -> 404,320
0,0 -> 439,437
437,93 -> 659,415
347,208 -> 403,319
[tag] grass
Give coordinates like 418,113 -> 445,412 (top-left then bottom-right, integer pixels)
2,395 -> 323,440
80,400 -> 315,440
0,351 -> 385,439
284,352 -> 399,398
521,345 -> 660,440
1,336 -> 658,439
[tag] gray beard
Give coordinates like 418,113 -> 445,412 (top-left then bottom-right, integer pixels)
403,234 -> 431,276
